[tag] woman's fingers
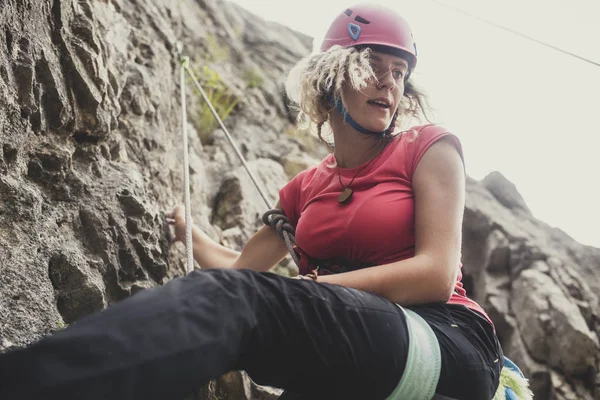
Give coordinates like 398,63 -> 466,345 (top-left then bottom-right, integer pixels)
165,206 -> 183,220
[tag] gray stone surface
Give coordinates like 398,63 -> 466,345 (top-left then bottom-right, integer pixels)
463,178 -> 600,399
1,0 -> 599,399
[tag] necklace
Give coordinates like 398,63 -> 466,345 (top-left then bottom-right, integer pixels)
335,142 -> 386,204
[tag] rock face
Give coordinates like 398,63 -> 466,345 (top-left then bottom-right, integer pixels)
481,171 -> 532,216
463,174 -> 600,399
0,1 -> 598,399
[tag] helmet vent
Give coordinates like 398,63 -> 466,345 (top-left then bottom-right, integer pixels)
344,9 -> 353,16
354,15 -> 370,24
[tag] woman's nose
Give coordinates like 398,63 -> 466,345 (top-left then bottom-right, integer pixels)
376,70 -> 395,90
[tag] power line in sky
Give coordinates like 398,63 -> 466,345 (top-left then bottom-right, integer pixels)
430,0 -> 600,68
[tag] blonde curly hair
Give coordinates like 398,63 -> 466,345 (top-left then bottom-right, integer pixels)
285,45 -> 430,145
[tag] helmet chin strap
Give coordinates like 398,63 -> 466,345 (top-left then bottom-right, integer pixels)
332,95 -> 397,136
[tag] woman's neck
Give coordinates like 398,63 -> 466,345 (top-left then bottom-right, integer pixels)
331,116 -> 387,168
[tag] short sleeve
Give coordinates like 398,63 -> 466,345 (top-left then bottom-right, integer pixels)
278,170 -> 306,228
406,124 -> 465,180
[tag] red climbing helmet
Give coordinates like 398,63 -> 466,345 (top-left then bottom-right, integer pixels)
320,4 -> 418,71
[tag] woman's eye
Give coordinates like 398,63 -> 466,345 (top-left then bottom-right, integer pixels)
392,70 -> 405,80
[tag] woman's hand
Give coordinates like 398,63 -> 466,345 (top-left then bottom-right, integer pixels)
165,205 -> 241,270
165,205 -> 189,243
164,200 -> 290,272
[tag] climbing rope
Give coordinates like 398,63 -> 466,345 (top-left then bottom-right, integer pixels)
179,57 -> 195,274
177,53 -> 276,274
262,209 -> 301,269
181,59 -> 273,210
429,0 -> 600,68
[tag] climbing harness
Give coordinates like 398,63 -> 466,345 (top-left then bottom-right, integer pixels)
386,307 -> 442,400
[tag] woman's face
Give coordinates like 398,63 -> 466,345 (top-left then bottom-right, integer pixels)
341,50 -> 408,132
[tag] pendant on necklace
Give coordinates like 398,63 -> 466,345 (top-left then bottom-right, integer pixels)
338,187 -> 353,204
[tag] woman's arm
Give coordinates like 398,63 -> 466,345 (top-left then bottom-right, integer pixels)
318,137 -> 465,305
230,221 -> 290,271
167,202 -> 290,272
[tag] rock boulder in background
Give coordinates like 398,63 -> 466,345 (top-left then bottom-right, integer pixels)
1,1 -> 598,398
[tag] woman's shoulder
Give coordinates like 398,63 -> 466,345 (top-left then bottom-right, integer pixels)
396,123 -> 461,153
398,123 -> 454,142
390,123 -> 464,177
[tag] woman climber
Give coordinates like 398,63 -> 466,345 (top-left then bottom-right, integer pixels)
0,4 -> 505,400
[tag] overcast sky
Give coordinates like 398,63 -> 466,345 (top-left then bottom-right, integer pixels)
228,0 -> 600,248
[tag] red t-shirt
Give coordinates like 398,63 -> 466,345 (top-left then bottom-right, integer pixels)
278,124 -> 491,322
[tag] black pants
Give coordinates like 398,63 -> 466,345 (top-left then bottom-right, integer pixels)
0,269 -> 503,400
